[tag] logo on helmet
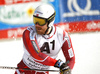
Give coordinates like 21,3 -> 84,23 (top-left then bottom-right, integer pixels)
35,11 -> 43,15
36,14 -> 39,17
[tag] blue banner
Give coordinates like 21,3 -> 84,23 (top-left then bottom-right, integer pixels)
59,0 -> 100,22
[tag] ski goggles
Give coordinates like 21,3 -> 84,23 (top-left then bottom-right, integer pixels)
33,16 -> 48,26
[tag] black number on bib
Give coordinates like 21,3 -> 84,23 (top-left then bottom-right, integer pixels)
40,40 -> 55,53
50,40 -> 55,50
40,42 -> 50,53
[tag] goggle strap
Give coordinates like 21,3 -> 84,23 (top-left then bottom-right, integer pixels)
48,12 -> 56,21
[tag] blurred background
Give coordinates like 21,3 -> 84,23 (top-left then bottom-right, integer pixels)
0,0 -> 100,74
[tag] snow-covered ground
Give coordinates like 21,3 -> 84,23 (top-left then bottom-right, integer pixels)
0,31 -> 100,74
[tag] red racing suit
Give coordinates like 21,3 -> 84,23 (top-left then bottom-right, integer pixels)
15,26 -> 75,74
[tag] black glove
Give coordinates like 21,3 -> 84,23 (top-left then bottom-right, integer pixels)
60,63 -> 71,74
54,59 -> 71,74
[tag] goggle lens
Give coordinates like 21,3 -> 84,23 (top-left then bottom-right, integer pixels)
33,17 -> 46,26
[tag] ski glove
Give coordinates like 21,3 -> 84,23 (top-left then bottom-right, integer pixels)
54,59 -> 71,74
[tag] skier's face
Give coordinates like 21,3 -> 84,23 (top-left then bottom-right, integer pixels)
35,22 -> 48,35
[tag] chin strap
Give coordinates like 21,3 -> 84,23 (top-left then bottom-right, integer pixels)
44,27 -> 50,35
44,26 -> 53,35
44,16 -> 54,35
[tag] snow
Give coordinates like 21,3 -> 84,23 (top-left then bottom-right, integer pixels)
0,32 -> 100,74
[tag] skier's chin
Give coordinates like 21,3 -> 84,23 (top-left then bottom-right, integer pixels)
36,30 -> 44,35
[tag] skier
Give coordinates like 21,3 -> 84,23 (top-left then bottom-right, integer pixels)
15,4 -> 75,74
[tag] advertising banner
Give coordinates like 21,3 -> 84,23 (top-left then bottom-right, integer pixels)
0,2 -> 42,30
59,0 -> 100,32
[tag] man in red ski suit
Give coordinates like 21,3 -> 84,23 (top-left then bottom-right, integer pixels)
15,4 -> 75,74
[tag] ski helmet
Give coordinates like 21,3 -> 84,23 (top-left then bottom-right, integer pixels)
33,4 -> 56,27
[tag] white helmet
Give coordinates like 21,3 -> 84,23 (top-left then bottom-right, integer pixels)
33,4 -> 56,27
